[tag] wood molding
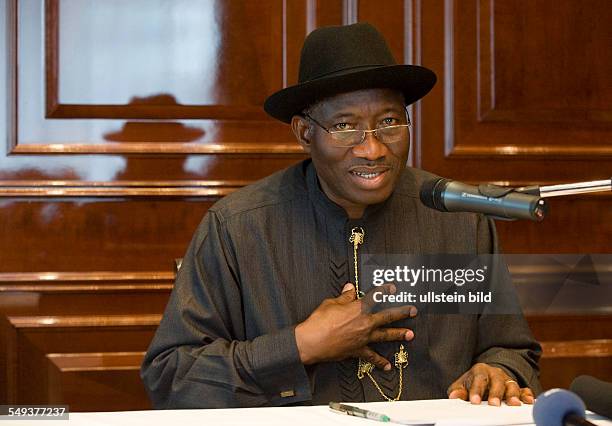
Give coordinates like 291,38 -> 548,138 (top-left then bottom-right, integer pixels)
7,314 -> 162,328
0,179 -> 251,197
509,263 -> 612,276
541,339 -> 612,359
0,271 -> 174,292
342,0 -> 359,25
44,0 -> 58,118
44,351 -> 151,410
47,351 -> 145,372
448,144 -> 612,159
10,143 -> 305,155
46,105 -> 272,121
443,0 -> 455,158
6,0 -> 17,153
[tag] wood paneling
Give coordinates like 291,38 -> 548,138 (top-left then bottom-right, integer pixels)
0,272 -> 173,316
2,314 -> 158,408
0,199 -> 215,272
46,352 -> 148,411
47,0 -> 284,113
1,0 -> 314,408
0,271 -> 171,406
12,0 -> 311,154
528,316 -> 612,390
419,0 -> 612,254
496,195 -> 612,253
445,0 -> 612,159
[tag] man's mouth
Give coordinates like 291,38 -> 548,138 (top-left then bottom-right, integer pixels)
348,167 -> 392,188
350,170 -> 384,179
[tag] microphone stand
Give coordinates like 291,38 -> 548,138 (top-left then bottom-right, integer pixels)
515,179 -> 612,198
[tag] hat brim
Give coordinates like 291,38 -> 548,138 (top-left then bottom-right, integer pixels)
263,64 -> 436,123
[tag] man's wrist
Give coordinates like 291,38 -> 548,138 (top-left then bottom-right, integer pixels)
294,322 -> 316,365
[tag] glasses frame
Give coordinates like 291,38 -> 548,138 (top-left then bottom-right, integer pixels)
302,106 -> 411,148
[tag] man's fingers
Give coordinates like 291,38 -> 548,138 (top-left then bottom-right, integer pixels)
370,305 -> 417,327
449,364 -> 530,407
356,347 -> 392,371
519,387 -> 534,405
468,372 -> 489,405
369,327 -> 414,343
486,372 -> 507,407
447,377 -> 469,401
336,283 -> 356,304
342,283 -> 355,293
361,284 -> 396,311
503,380 -> 522,406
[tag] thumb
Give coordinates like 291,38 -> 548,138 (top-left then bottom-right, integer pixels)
342,283 -> 355,293
337,283 -> 356,303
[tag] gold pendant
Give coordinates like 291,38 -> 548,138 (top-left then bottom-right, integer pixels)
349,227 -> 365,298
349,227 -> 365,246
394,344 -> 408,369
357,359 -> 374,379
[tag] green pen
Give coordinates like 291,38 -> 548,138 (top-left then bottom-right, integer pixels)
329,402 -> 391,422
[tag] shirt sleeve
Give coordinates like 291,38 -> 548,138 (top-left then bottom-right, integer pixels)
474,216 -> 543,394
140,210 -> 312,408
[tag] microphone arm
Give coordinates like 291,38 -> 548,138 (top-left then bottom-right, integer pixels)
515,179 -> 612,198
419,177 -> 610,222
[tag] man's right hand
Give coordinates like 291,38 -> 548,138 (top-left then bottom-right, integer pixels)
294,283 -> 417,371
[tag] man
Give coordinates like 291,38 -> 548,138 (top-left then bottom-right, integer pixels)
141,22 -> 541,408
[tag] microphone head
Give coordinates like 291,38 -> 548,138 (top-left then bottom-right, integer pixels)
570,375 -> 612,419
419,178 -> 449,212
533,388 -> 586,426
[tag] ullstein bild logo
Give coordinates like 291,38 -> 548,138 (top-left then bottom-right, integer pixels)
371,265 -> 487,287
372,290 -> 492,304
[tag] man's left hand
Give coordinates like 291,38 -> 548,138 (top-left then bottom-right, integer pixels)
447,363 -> 534,406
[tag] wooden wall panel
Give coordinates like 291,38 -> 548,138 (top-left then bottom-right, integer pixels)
497,194 -> 612,253
448,0 -> 611,158
3,315 -> 158,409
46,352 -> 148,411
0,199 -> 216,272
418,0 -> 612,253
528,315 -> 612,390
1,0 -> 611,410
0,273 -> 171,406
0,0 -> 327,408
15,0 -> 301,154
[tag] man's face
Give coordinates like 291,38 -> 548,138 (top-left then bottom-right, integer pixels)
293,88 -> 410,218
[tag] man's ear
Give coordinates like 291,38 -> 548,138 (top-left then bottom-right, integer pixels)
291,115 -> 312,153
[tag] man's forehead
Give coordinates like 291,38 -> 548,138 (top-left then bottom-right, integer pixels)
311,88 -> 405,116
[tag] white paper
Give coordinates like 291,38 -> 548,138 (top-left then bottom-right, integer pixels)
14,399 -> 612,426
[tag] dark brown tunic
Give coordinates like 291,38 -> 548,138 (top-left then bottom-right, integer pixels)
141,159 -> 541,408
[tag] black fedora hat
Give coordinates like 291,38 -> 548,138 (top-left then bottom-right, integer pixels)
264,22 -> 437,123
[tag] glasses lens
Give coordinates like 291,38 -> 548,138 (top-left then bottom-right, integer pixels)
330,130 -> 364,147
377,126 -> 407,143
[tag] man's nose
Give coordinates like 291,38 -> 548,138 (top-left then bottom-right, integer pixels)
351,131 -> 387,160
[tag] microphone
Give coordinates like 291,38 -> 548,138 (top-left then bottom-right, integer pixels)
570,375 -> 612,420
419,178 -> 547,221
533,388 -> 597,426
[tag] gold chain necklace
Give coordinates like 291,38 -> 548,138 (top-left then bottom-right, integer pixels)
350,227 -> 408,402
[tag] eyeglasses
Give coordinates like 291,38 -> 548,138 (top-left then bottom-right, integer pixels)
302,109 -> 411,148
